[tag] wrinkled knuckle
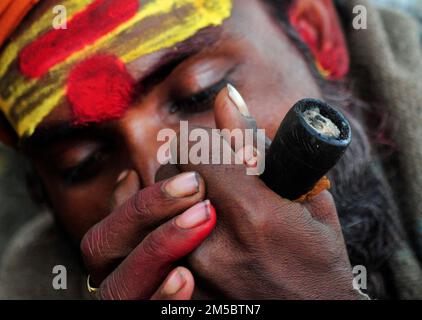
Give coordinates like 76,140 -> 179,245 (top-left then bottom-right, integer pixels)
223,197 -> 274,238
226,197 -> 253,221
99,274 -> 127,300
245,210 -> 270,233
244,201 -> 281,231
81,225 -> 115,265
128,191 -> 154,221
80,230 -> 101,263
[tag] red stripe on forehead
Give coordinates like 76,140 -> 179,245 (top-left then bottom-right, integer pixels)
19,0 -> 139,78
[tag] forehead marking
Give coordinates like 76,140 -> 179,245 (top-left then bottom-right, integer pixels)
0,0 -> 233,137
66,54 -> 135,124
19,0 -> 139,78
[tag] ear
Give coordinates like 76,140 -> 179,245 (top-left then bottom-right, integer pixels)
0,112 -> 19,148
288,0 -> 349,80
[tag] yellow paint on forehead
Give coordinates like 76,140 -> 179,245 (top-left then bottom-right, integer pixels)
0,0 -> 233,137
16,89 -> 66,139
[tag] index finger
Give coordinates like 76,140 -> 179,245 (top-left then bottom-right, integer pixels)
98,200 -> 217,300
81,171 -> 205,284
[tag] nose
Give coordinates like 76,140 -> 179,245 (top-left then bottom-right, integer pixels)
118,102 -> 167,187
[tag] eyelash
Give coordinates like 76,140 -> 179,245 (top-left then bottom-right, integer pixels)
169,78 -> 228,115
60,146 -> 111,185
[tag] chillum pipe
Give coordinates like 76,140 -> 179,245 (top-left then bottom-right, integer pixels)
260,98 -> 352,201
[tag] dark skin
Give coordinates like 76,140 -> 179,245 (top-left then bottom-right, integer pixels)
17,0 -> 362,299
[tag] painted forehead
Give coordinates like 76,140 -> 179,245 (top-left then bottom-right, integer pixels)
0,0 -> 232,137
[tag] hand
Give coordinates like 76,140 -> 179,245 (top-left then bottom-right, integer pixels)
80,171 -> 216,300
174,86 -> 361,299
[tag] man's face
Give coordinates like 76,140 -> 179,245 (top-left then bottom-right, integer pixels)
24,0 -> 322,241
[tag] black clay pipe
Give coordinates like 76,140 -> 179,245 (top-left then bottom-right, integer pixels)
260,98 -> 352,201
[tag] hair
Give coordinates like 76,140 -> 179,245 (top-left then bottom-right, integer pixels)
264,0 -> 404,298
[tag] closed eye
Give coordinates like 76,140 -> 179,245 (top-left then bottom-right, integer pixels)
59,144 -> 113,186
169,77 -> 228,116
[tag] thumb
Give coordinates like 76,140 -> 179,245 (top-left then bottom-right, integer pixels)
214,84 -> 258,151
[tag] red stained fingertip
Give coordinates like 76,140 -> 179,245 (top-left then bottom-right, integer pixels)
170,200 -> 217,257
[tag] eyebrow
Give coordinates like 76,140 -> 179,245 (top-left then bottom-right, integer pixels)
21,122 -> 115,156
132,26 -> 223,91
22,27 -> 223,152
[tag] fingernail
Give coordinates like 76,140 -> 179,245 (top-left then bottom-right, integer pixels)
116,170 -> 130,184
245,157 -> 258,168
245,146 -> 259,168
164,172 -> 199,198
236,145 -> 259,168
162,269 -> 185,296
176,200 -> 211,229
227,83 -> 250,117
